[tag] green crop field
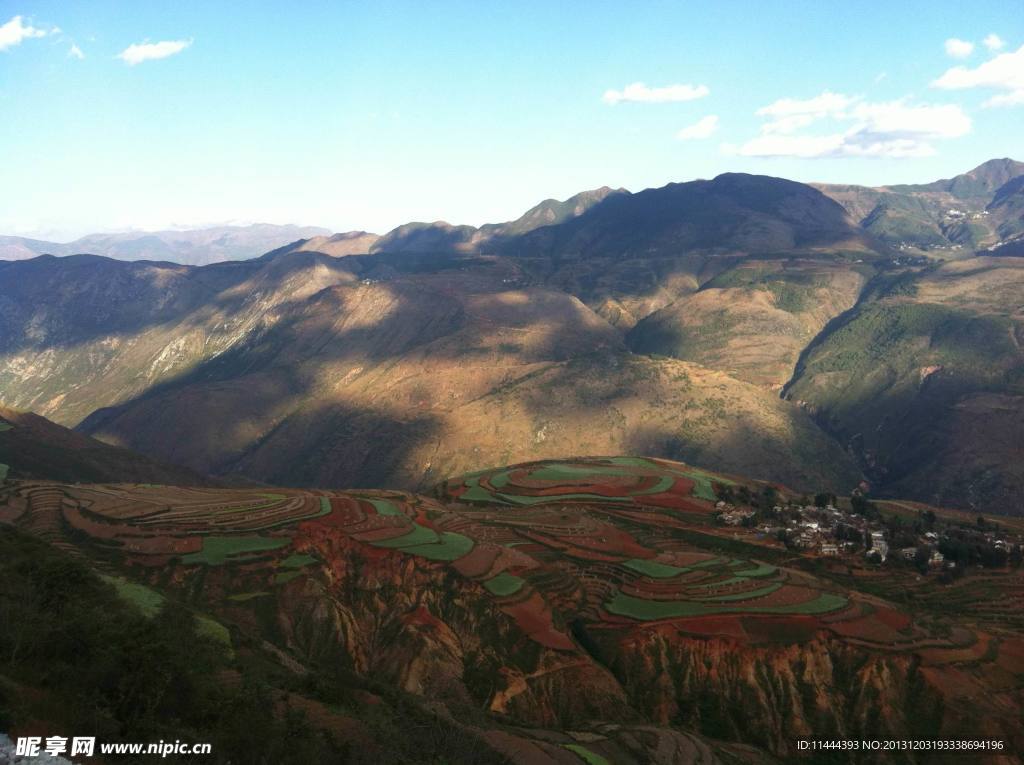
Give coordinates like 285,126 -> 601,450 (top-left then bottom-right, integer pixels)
696,581 -> 782,602
605,589 -> 846,620
181,535 -> 290,565
367,498 -> 404,516
372,523 -> 440,548
274,570 -> 303,585
280,553 -> 317,568
226,591 -> 269,602
733,563 -> 777,578
621,558 -> 688,578
484,572 -> 526,596
562,744 -> 610,765
387,530 -> 475,561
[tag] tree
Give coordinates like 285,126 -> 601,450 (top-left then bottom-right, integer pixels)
979,545 -> 1007,568
850,494 -> 880,520
914,546 -> 931,574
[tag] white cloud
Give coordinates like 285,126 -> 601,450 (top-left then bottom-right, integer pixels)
68,43 -> 84,60
0,15 -> 53,51
985,90 -> 1024,107
602,81 -> 709,105
983,33 -> 1005,52
737,91 -> 971,159
117,38 -> 191,66
945,38 -> 975,59
738,134 -> 846,158
676,115 -> 718,140
755,90 -> 856,133
932,44 -> 1024,107
849,100 -> 971,139
760,114 -> 816,135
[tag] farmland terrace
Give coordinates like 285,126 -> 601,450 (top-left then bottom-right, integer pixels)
2,455 -> 1023,762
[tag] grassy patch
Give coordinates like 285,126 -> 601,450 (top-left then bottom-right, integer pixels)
195,615 -> 233,656
102,574 -> 232,655
101,574 -> 165,617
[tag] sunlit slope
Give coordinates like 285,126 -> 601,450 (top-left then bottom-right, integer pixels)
627,258 -> 871,388
76,263 -> 860,493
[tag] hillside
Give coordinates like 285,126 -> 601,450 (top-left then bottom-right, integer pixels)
0,405 -> 218,485
3,457 -> 1022,762
73,263 -> 860,494
1,173 -> 886,498
339,185 -> 624,256
286,230 -> 381,257
816,159 -> 1024,251
4,162 -> 1024,512
627,258 -> 871,389
785,257 -> 1024,511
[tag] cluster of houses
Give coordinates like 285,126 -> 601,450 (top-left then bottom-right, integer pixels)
943,208 -> 989,220
715,498 -> 1022,571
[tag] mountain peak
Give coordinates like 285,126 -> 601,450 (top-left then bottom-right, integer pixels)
887,157 -> 1024,200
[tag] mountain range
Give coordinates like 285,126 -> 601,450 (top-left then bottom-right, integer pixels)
0,223 -> 331,266
1,159 -> 1023,513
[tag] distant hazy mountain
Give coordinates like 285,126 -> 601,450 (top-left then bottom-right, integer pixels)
0,223 -> 332,265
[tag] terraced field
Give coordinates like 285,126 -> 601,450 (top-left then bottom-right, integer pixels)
4,456 -> 1024,761
440,456 -> 733,507
2,457 -> 1001,654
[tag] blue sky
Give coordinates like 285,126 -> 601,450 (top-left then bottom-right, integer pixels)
2,0 -> 1022,239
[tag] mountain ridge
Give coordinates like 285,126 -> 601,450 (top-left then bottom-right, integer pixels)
3,160 -> 1024,512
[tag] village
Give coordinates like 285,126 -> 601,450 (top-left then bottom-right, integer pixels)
714,492 -> 1024,576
